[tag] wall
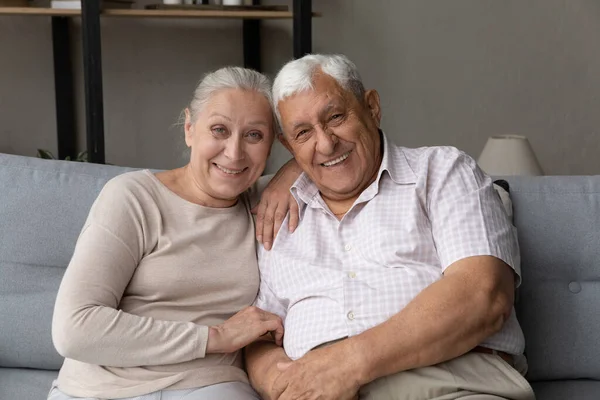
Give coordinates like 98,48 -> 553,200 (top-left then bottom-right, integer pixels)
1,0 -> 599,174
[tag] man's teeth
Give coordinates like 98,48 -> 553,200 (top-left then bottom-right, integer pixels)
322,152 -> 350,167
216,164 -> 244,175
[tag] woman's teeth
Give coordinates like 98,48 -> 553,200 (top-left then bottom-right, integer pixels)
216,164 -> 244,175
322,151 -> 350,167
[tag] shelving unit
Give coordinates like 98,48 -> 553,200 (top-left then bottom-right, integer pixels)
0,1 -> 317,163
0,7 -> 311,18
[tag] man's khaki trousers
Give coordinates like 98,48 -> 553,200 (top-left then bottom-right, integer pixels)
358,352 -> 535,400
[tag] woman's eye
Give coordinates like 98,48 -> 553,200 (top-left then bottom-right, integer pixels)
331,113 -> 343,121
246,131 -> 263,142
212,126 -> 227,135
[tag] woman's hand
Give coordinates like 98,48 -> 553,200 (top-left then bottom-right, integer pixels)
207,306 -> 284,354
253,159 -> 303,250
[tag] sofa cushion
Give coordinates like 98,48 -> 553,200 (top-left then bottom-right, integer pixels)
0,261 -> 65,369
0,367 -> 58,400
0,153 -> 135,369
531,380 -> 600,400
506,176 -> 600,381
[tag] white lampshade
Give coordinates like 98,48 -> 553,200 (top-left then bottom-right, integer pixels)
477,135 -> 543,176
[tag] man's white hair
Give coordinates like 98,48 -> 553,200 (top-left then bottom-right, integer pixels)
272,54 -> 365,129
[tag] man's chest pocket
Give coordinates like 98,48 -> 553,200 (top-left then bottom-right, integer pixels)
352,199 -> 438,268
271,259 -> 344,302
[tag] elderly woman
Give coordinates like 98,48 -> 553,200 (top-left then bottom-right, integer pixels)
48,67 -> 298,400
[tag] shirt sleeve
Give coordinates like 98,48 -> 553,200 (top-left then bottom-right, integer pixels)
253,246 -> 288,320
425,148 -> 521,286
52,176 -> 208,367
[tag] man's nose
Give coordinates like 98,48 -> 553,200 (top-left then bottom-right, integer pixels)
315,126 -> 338,155
224,137 -> 244,161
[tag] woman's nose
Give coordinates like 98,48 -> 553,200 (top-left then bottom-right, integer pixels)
224,137 -> 244,161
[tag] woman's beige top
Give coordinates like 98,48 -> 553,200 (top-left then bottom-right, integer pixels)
52,170 -> 260,399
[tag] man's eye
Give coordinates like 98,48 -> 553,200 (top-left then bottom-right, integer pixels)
331,114 -> 343,120
296,129 -> 309,138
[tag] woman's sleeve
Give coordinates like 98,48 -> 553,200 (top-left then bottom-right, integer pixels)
51,176 -> 209,367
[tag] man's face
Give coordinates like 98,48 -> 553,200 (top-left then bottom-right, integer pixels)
278,72 -> 382,203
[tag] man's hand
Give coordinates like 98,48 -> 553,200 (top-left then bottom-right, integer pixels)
252,159 -> 302,250
271,340 -> 362,400
258,358 -> 286,400
245,340 -> 292,400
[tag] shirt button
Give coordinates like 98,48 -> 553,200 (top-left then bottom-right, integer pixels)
347,311 -> 355,320
348,271 -> 356,279
344,244 -> 352,251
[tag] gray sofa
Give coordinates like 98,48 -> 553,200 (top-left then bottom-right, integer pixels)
0,152 -> 598,400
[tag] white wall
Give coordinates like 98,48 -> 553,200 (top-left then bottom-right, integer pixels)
1,0 -> 599,174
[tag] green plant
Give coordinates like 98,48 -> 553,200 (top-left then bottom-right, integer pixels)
37,149 -> 88,162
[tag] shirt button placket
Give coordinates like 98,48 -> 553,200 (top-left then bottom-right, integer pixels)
342,232 -> 359,333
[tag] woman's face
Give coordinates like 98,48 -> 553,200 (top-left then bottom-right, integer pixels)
185,88 -> 275,206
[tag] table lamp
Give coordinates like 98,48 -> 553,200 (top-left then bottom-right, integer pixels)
477,135 -> 544,176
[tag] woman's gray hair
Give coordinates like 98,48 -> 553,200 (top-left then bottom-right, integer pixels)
188,66 -> 273,123
272,54 -> 365,125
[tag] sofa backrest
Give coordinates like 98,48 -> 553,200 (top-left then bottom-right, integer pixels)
2,152 -> 599,382
507,175 -> 600,382
0,153 -> 136,370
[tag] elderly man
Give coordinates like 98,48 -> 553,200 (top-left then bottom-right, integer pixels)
246,54 -> 534,400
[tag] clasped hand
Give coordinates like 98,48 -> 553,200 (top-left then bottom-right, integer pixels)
268,343 -> 361,400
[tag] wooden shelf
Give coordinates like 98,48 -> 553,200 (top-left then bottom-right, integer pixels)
2,0 -> 315,163
0,7 -> 320,19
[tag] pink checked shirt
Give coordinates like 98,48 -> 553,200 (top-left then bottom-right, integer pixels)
255,133 -> 526,360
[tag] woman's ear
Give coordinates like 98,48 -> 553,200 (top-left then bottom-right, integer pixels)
184,108 -> 193,148
364,89 -> 382,127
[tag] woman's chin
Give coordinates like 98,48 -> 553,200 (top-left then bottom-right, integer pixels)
208,183 -> 249,202
207,167 -> 262,202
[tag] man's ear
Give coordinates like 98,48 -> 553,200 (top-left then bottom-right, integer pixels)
184,108 -> 193,148
364,89 -> 382,127
278,133 -> 294,154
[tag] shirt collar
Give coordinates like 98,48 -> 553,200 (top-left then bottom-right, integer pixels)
290,130 -> 417,209
376,131 -> 417,185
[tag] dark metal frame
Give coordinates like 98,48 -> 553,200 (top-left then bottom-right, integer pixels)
80,0 -> 105,164
243,0 -> 261,71
293,0 -> 312,59
52,0 -> 312,164
51,17 -> 76,160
